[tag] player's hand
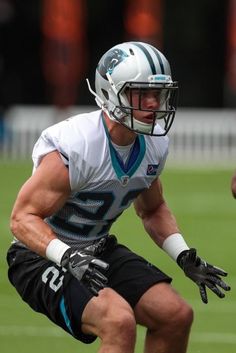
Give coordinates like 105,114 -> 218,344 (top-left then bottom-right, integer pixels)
61,248 -> 109,296
177,248 -> 231,304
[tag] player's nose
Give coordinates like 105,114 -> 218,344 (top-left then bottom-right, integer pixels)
143,93 -> 160,109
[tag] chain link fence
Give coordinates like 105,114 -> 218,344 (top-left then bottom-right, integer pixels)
1,106 -> 235,166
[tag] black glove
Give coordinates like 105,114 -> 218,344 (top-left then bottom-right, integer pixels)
61,248 -> 109,296
177,248 -> 231,304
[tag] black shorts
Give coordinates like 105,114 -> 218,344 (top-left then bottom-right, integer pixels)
7,235 -> 172,344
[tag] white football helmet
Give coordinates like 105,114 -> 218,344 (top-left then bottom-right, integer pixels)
87,41 -> 178,136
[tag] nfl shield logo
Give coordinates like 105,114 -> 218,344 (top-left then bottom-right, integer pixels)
120,175 -> 129,186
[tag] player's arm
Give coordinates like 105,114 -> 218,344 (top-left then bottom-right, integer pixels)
10,151 -> 71,257
134,177 -> 180,247
10,150 -> 108,295
231,170 -> 236,198
134,177 -> 230,303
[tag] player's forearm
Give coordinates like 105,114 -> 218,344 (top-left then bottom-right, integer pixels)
140,202 -> 191,262
139,201 -> 180,247
10,211 -> 57,257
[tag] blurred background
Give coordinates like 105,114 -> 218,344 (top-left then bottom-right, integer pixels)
0,0 -> 235,108
0,1 -> 236,353
0,0 -> 236,163
0,0 -> 236,107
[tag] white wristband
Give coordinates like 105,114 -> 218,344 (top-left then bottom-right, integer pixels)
46,239 -> 70,266
162,233 -> 189,261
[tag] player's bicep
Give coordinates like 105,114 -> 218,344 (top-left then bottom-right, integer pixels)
134,178 -> 165,218
12,151 -> 71,219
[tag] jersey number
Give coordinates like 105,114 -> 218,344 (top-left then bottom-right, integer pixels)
52,189 -> 144,237
42,266 -> 66,292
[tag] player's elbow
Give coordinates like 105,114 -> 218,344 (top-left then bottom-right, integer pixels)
10,211 -> 20,237
134,202 -> 150,220
10,209 -> 26,240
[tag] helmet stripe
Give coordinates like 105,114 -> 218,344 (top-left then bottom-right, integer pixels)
132,42 -> 157,75
132,42 -> 165,75
152,47 -> 165,74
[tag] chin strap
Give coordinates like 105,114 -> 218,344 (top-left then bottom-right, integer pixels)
86,78 -> 105,108
86,78 -> 124,123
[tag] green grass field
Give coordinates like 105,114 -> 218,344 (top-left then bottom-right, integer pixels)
0,161 -> 235,353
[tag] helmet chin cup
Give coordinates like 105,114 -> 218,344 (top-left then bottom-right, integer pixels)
110,107 -> 155,135
126,117 -> 154,134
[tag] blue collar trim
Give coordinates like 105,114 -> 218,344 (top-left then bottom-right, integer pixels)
102,115 -> 146,180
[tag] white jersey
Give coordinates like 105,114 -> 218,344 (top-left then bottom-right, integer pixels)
32,110 -> 169,248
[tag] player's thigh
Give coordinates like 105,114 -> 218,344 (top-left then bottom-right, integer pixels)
81,287 -> 136,338
7,244 -> 95,343
134,282 -> 193,329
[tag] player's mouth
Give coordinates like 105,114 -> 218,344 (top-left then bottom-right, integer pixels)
141,113 -> 156,124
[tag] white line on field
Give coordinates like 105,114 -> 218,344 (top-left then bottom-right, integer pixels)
0,325 -> 67,337
188,300 -> 236,314
191,333 -> 236,344
0,326 -> 236,344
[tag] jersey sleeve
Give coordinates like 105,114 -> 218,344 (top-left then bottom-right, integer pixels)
32,120 -> 69,167
32,118 -> 85,191
156,146 -> 168,177
154,134 -> 169,177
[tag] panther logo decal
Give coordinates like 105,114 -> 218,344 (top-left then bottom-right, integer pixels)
97,49 -> 129,79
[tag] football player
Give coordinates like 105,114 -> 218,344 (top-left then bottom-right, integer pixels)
7,42 -> 230,353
